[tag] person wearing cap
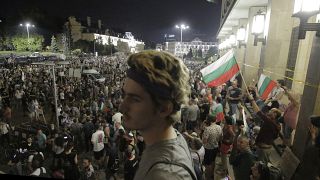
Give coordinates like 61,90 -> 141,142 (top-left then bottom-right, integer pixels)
293,115 -> 320,180
119,50 -> 196,179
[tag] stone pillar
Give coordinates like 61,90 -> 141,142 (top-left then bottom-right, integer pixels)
262,0 -> 294,80
243,7 -> 267,84
292,35 -> 320,159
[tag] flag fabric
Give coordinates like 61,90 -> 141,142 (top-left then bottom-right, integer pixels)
257,74 -> 277,100
200,50 -> 239,87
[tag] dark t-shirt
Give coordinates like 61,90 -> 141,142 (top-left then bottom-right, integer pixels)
228,87 -> 242,104
255,111 -> 280,145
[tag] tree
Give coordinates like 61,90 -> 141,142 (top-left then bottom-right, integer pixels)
61,33 -> 69,55
50,35 -> 59,53
12,34 -> 44,51
73,40 -> 91,53
135,43 -> 145,52
116,39 -> 130,53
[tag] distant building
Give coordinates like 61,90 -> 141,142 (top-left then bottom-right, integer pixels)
163,38 -> 218,57
65,16 -> 145,53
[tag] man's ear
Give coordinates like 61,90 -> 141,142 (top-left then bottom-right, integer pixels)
158,101 -> 174,118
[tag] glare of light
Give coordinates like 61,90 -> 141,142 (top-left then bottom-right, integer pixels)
228,35 -> 236,46
293,0 -> 320,14
236,27 -> 246,41
251,13 -> 265,34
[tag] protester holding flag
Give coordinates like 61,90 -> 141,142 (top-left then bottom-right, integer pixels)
200,50 -> 240,88
226,80 -> 242,117
248,94 -> 281,163
281,86 -> 300,147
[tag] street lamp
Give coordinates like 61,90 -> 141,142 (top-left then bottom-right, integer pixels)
175,24 -> 189,43
292,0 -> 320,39
20,23 -> 35,43
237,26 -> 247,48
251,9 -> 266,46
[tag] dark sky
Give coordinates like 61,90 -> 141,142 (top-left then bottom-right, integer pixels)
0,0 -> 221,44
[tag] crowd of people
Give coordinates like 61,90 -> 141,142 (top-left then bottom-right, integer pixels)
0,50 -> 319,180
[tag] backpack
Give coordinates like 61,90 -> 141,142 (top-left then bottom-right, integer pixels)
193,152 -> 204,180
147,161 -> 197,180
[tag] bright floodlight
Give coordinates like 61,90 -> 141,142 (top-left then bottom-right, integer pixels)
26,23 -> 30,27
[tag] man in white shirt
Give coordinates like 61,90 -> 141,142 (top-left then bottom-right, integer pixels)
91,126 -> 105,169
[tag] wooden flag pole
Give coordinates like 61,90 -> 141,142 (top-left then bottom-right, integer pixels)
239,66 -> 250,95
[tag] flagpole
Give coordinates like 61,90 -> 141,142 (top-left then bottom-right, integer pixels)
238,64 -> 250,95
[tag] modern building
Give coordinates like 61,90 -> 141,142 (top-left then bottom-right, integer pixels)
64,16 -> 145,53
163,38 -> 218,57
217,0 -> 320,165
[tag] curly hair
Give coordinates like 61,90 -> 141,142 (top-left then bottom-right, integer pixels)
127,50 -> 191,124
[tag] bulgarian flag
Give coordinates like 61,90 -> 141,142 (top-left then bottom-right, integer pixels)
257,74 -> 277,100
200,50 -> 239,87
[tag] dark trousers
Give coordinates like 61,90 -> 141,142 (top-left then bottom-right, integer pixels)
0,133 -> 10,147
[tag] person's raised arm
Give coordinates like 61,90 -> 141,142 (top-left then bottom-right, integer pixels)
283,86 -> 299,107
248,95 -> 260,113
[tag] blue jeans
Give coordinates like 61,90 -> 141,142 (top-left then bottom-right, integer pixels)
228,103 -> 238,116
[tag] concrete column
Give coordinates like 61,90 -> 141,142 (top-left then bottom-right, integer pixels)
292,16 -> 317,94
262,0 -> 294,80
243,7 -> 267,84
292,35 -> 320,159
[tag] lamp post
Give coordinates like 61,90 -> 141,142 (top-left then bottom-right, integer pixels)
251,10 -> 266,46
237,26 -> 247,48
175,24 -> 189,43
20,23 -> 35,44
292,0 -> 320,39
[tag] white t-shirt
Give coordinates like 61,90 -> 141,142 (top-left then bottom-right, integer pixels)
91,130 -> 105,152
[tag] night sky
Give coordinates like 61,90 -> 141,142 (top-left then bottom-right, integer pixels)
0,0 -> 221,45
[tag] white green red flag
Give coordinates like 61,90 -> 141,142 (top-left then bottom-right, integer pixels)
257,74 -> 277,100
200,50 -> 239,87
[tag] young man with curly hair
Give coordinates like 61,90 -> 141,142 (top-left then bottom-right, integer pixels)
119,50 -> 196,180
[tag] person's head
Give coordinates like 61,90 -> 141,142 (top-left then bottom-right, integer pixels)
119,50 -> 190,131
267,108 -> 282,120
37,129 -> 42,135
276,79 -> 284,88
216,96 -> 222,104
82,156 -> 92,169
232,80 -> 238,88
225,116 -> 233,125
191,137 -> 203,151
251,161 -> 270,180
237,136 -> 250,151
65,141 -> 74,152
310,115 -> 320,146
27,137 -> 33,144
206,114 -> 216,125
